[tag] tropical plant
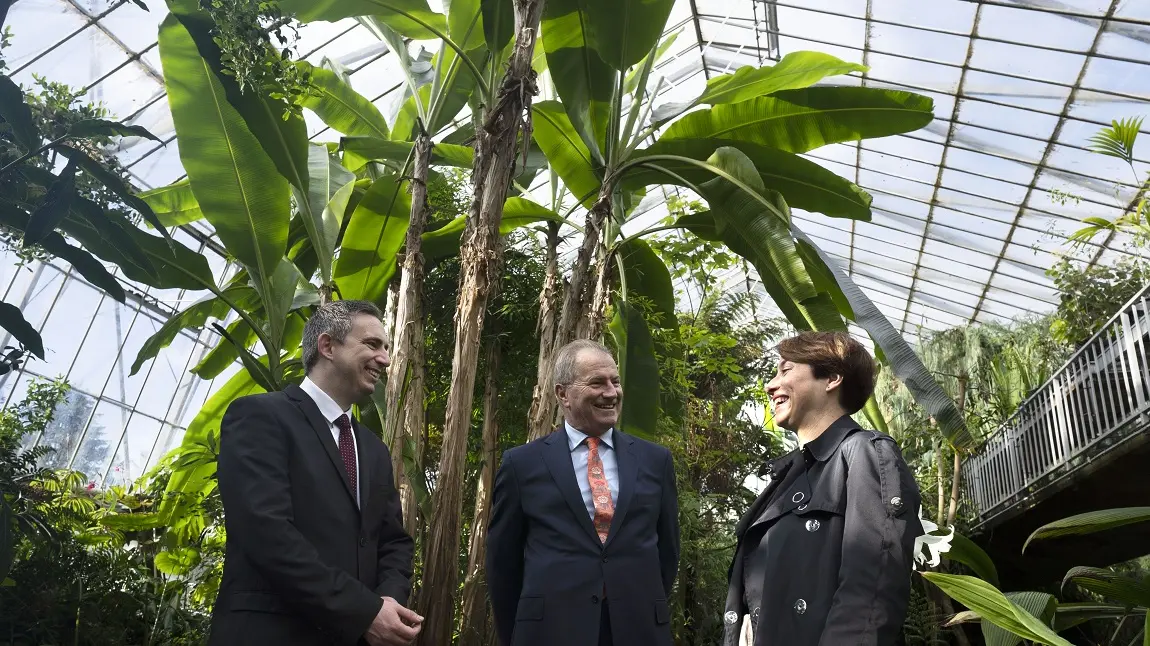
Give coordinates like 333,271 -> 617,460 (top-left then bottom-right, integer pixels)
514,4 -> 970,461
0,34 -> 204,368
928,507 -> 1150,646
1072,116 -> 1150,249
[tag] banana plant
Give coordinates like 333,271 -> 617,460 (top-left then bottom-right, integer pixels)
930,507 -> 1150,646
524,0 -> 969,448
0,72 -> 194,363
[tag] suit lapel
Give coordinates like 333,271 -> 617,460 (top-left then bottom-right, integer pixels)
541,428 -> 600,546
286,384 -> 358,508
603,431 -> 636,549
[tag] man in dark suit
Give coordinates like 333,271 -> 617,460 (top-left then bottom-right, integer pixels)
486,340 -> 680,646
210,300 -> 422,646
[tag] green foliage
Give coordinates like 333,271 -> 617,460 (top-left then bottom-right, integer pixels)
201,0 -> 314,112
1087,116 -> 1143,165
1048,255 -> 1149,347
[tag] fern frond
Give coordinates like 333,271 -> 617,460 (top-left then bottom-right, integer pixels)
1087,116 -> 1144,164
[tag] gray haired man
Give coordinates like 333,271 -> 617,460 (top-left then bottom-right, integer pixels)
486,340 -> 680,646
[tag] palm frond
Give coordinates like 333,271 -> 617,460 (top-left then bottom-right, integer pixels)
1087,116 -> 1144,164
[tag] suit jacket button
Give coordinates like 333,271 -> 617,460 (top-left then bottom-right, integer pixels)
359,537 -> 367,547
724,610 -> 738,625
591,595 -> 599,604
794,599 -> 807,614
602,557 -> 608,563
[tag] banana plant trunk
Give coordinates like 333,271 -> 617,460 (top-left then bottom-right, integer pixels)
584,248 -> 613,340
416,1 -> 546,642
526,221 -> 561,442
946,376 -> 967,528
385,132 -> 432,470
458,338 -> 502,646
400,317 -> 426,535
529,191 -> 611,440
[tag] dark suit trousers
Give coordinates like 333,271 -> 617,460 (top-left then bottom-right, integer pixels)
599,601 -> 613,646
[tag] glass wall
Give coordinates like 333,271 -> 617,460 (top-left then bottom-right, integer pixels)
0,223 -> 238,487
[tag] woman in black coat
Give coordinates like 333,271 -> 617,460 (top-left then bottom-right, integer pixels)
723,332 -> 922,646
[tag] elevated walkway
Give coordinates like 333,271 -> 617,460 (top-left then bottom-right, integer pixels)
962,284 -> 1150,586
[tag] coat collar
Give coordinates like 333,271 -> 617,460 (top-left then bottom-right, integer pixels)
803,415 -> 862,462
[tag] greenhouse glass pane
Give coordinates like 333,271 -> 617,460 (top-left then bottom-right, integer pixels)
77,399 -> 131,484
105,412 -> 163,486
39,389 -> 98,472
36,279 -> 104,381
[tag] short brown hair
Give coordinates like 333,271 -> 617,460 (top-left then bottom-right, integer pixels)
776,331 -> 876,414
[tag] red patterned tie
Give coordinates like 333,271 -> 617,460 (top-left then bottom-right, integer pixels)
335,414 -> 357,500
587,436 -> 614,543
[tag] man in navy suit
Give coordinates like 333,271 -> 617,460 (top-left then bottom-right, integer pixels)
486,340 -> 680,646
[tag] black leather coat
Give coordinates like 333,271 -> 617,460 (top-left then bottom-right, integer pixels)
723,416 -> 922,646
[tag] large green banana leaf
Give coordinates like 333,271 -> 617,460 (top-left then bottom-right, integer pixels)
625,138 -> 872,220
922,573 -> 1073,646
696,148 -> 819,304
341,136 -> 475,171
581,0 -> 675,71
609,299 -> 659,441
301,144 -> 357,283
624,30 -> 680,96
159,14 -> 289,288
333,174 -> 411,303
421,197 -> 565,262
264,259 -> 306,352
278,0 -> 448,40
659,87 -> 934,154
170,9 -> 310,197
540,0 -> 614,162
192,319 -> 255,379
299,62 -> 391,140
531,100 -> 602,206
139,179 -> 203,228
481,0 -> 514,52
38,232 -> 125,302
697,51 -> 868,105
130,286 -> 257,376
618,238 -> 683,428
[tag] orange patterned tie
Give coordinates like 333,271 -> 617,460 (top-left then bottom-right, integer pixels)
586,436 -> 614,543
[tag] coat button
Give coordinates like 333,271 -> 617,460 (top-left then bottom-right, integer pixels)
602,557 -> 608,563
797,503 -> 808,511
794,599 -> 807,614
791,492 -> 805,503
724,610 -> 738,625
891,496 -> 903,508
751,607 -> 760,622
359,537 -> 367,547
591,595 -> 599,604
805,519 -> 821,532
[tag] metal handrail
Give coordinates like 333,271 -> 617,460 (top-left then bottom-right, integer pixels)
963,281 -> 1150,530
979,282 -> 1150,446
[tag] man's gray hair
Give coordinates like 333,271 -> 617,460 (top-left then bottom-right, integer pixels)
553,340 -> 613,386
302,300 -> 384,372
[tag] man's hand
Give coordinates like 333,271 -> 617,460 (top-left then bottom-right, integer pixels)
364,596 -> 423,646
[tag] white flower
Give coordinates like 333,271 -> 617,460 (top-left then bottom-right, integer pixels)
913,505 -> 954,570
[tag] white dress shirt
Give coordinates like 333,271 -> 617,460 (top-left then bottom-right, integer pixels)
565,421 -> 619,519
300,377 -> 359,506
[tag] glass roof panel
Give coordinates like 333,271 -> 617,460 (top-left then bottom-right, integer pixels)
12,0 -> 1149,357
